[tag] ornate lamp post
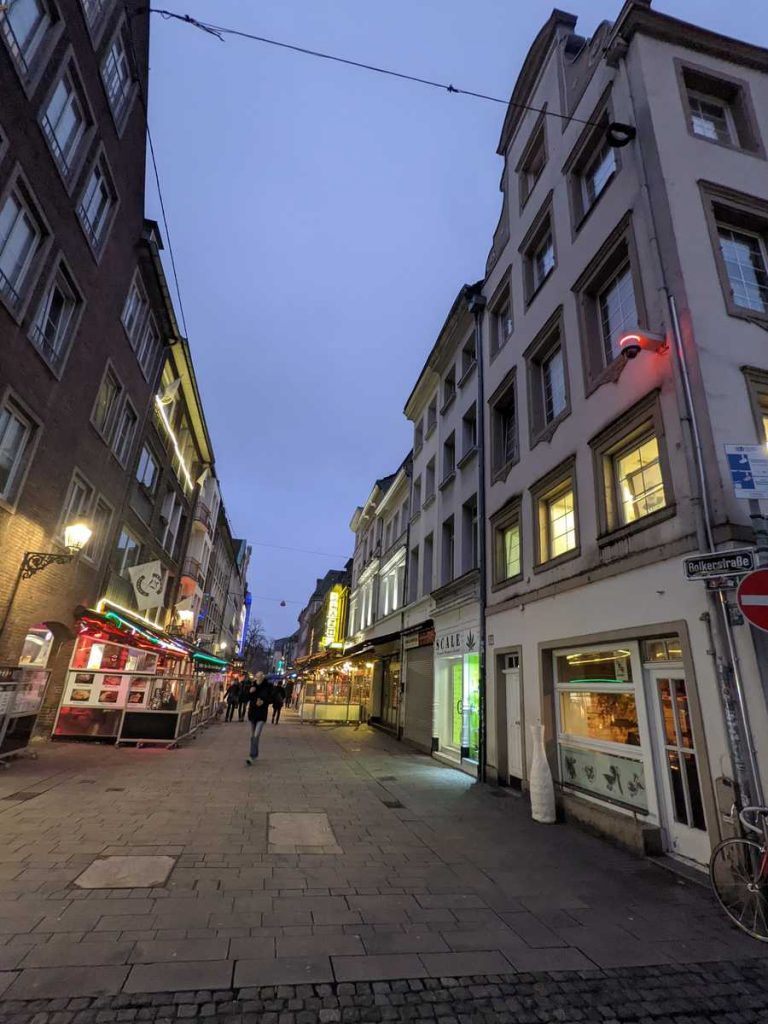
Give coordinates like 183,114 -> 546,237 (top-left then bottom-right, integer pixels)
0,520 -> 93,649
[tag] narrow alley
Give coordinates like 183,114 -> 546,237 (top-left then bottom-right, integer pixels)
0,716 -> 767,1022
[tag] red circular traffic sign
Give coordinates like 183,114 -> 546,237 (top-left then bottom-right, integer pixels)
737,569 -> 768,632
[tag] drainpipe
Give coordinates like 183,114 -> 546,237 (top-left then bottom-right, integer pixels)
619,54 -> 763,807
397,458 -> 413,741
468,290 -> 488,783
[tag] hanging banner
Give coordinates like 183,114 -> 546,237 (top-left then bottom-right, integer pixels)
127,560 -> 165,610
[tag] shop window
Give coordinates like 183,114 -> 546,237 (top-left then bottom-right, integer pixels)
422,532 -> 433,595
460,334 -> 476,382
441,515 -> 454,585
532,459 -> 578,567
442,365 -> 456,411
426,395 -> 437,437
41,61 -> 93,184
462,494 -> 478,572
520,195 -> 555,305
516,111 -> 546,209
590,393 -> 672,538
460,403 -> 477,464
441,432 -> 455,485
524,308 -> 570,446
642,637 -> 683,663
0,393 -> 38,506
677,62 -> 763,155
490,369 -> 518,482
491,498 -> 522,587
0,177 -> 48,316
700,183 -> 768,324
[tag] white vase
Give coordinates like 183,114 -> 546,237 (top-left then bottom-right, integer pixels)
529,723 -> 556,823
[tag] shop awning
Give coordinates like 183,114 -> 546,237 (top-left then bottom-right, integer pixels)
343,630 -> 402,657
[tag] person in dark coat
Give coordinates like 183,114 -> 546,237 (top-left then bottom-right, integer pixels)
271,683 -> 286,724
246,672 -> 273,764
284,680 -> 294,708
224,679 -> 240,722
237,673 -> 250,721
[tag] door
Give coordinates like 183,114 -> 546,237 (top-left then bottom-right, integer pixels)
648,668 -> 710,865
463,653 -> 480,762
503,653 -> 523,781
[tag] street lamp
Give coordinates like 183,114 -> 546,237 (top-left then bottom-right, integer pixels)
0,519 -> 93,647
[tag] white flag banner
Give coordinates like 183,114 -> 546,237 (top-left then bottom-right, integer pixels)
127,560 -> 165,610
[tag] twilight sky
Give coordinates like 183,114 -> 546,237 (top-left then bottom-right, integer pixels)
145,0 -> 767,640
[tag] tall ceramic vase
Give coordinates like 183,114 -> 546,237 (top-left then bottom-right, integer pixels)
529,723 -> 556,823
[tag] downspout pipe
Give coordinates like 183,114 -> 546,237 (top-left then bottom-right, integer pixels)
468,290 -> 488,783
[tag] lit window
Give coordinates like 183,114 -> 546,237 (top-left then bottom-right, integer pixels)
92,368 -> 121,439
495,521 -> 520,582
0,398 -> 35,502
0,188 -> 42,309
29,263 -> 80,370
60,471 -> 94,536
78,157 -> 116,251
101,29 -> 132,122
615,435 -> 666,525
83,496 -> 112,562
112,402 -> 137,466
582,139 -> 616,210
0,0 -> 50,76
688,90 -> 734,144
542,347 -> 566,424
42,72 -> 87,177
718,226 -> 768,314
598,262 -> 637,363
538,482 -> 577,563
533,232 -> 555,290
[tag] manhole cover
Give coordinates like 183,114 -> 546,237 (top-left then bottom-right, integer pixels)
75,855 -> 176,889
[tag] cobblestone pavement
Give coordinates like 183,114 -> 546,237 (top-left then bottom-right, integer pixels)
0,714 -> 767,1019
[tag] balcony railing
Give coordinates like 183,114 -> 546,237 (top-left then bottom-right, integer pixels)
181,556 -> 206,588
193,500 -> 213,532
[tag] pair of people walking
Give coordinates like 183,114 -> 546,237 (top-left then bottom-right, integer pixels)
223,674 -> 251,722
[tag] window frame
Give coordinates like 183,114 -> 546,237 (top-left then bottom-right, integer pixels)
38,50 -> 95,191
562,86 -> 621,235
488,268 -> 513,361
0,387 -> 41,512
27,254 -> 84,377
520,193 -> 556,307
490,496 -> 523,590
461,493 -> 479,573
700,181 -> 768,326
82,493 -> 113,566
515,108 -> 547,212
111,396 -> 138,468
76,148 -> 119,258
489,368 -> 519,483
79,0 -> 113,44
113,523 -> 142,577
459,402 -> 478,468
0,0 -> 64,96
458,334 -> 476,386
743,367 -> 768,445
531,458 -> 579,571
121,270 -> 149,347
524,307 -> 570,448
100,19 -> 137,133
58,467 -> 95,543
572,214 -> 647,393
675,59 -> 765,158
136,443 -> 160,494
441,514 -> 455,586
425,395 -> 438,438
440,430 -> 456,488
0,167 -> 52,322
424,456 -> 436,507
90,360 -> 123,444
441,365 -> 456,413
589,391 -> 675,543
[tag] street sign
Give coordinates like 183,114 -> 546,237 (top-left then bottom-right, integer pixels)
737,569 -> 768,633
683,549 -> 755,581
725,444 -> 768,500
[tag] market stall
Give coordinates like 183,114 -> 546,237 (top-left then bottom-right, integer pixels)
0,665 -> 49,762
299,659 -> 372,723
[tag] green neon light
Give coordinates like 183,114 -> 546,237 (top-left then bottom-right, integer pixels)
105,611 -> 161,645
193,651 -> 229,666
565,678 -> 628,685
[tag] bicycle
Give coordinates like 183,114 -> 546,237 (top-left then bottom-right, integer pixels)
710,805 -> 768,941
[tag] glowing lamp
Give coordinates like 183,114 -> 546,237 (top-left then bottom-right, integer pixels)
619,329 -> 667,360
64,521 -> 92,553
177,609 -> 194,623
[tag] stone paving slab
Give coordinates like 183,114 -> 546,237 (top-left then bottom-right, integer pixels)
4,965 -> 129,999
331,953 -> 429,982
123,960 -> 233,993
233,955 -> 334,986
20,942 -> 134,968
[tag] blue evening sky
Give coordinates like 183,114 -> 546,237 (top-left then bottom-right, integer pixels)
146,0 -> 766,638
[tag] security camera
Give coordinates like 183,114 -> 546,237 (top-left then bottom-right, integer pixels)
619,330 -> 667,360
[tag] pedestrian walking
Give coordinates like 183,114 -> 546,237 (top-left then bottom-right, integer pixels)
224,678 -> 240,722
237,673 -> 250,721
246,672 -> 273,765
271,682 -> 286,724
284,680 -> 294,708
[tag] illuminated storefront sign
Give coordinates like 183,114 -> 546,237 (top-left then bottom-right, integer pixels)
321,586 -> 344,649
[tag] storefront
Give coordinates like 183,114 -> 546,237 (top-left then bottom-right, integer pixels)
433,622 -> 480,773
53,606 -> 226,747
402,624 -> 434,753
0,665 -> 49,761
298,657 -> 373,723
553,636 -> 710,865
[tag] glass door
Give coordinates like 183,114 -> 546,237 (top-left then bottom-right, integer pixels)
648,668 -> 710,865
463,653 -> 480,763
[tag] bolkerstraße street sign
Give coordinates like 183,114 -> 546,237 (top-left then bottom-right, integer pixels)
683,549 -> 755,581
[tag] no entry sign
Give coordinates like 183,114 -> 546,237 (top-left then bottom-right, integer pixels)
737,569 -> 768,633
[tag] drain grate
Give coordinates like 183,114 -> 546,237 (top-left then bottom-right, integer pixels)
381,798 -> 404,809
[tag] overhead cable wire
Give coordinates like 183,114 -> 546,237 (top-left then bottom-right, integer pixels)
140,7 -> 613,132
249,541 -> 350,560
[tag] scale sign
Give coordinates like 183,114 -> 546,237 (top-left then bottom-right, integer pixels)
725,444 -> 768,500
683,549 -> 755,581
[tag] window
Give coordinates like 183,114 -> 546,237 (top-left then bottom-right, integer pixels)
92,367 -> 121,439
462,494 -> 478,572
521,197 -> 555,304
744,368 -> 768,446
442,366 -> 456,410
414,419 -> 423,453
136,445 -> 159,492
160,491 -> 183,553
399,500 -> 409,535
590,396 -> 671,537
496,521 -> 520,584
490,289 -> 513,357
137,315 -> 161,379
426,396 -> 437,436
490,371 -> 518,479
564,90 -> 622,229
60,471 -> 94,537
442,431 -> 455,483
424,457 -> 435,503
678,63 -> 763,155
461,404 -> 477,461
78,155 -> 116,252
598,261 -> 637,364
0,184 -> 44,311
412,475 -> 422,515
423,533 -> 434,595
80,0 -> 111,32
112,400 -> 137,466
441,516 -> 455,585
0,0 -> 51,77
516,113 -> 546,208
83,496 -> 112,563
101,26 -> 133,125
0,397 -> 35,503
29,261 -> 81,371
41,68 -> 90,179
533,461 -> 578,566
460,335 -> 476,380
121,274 -> 148,346
113,526 -> 141,576
718,226 -> 768,314
408,546 -> 420,603
582,139 -> 616,212
542,347 -> 566,424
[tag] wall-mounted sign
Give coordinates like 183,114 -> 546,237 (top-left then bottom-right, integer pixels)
321,585 -> 345,649
127,560 -> 165,610
725,444 -> 768,500
435,626 -> 480,659
403,627 -> 435,651
683,549 -> 755,581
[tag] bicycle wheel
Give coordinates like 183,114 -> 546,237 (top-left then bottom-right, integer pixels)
710,837 -> 768,941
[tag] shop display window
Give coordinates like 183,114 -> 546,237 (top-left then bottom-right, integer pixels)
559,690 -> 640,746
556,648 -> 632,685
642,637 -> 683,663
18,627 -> 54,667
